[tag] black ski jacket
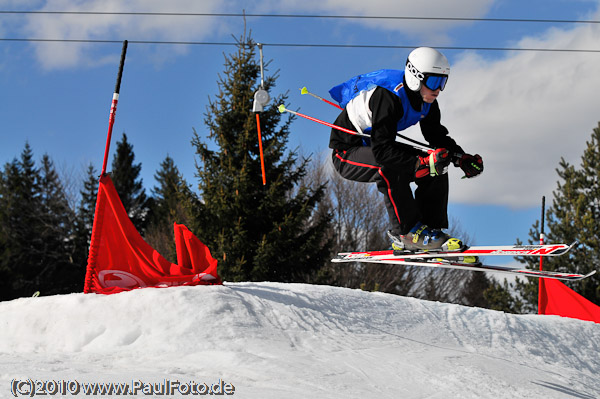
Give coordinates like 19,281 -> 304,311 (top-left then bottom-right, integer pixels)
329,85 -> 464,171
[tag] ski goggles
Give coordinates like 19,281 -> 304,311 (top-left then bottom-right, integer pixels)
423,74 -> 448,91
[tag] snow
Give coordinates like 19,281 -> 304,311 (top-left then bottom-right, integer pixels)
1,282 -> 599,398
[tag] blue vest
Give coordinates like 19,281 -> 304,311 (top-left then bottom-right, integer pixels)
329,69 -> 431,132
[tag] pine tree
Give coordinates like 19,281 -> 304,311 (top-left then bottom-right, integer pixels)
0,159 -> 26,300
37,155 -> 81,294
145,155 -> 192,262
460,272 -> 491,308
190,34 -> 331,282
150,155 -> 184,225
72,164 -> 99,268
0,144 -> 80,298
0,144 -> 44,298
110,133 -> 150,233
515,122 -> 600,310
483,279 -> 523,313
0,170 -> 6,298
459,272 -> 520,312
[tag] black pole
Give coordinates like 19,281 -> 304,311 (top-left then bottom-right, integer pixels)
101,40 -> 128,176
540,195 -> 546,272
541,196 -> 546,236
114,40 -> 128,94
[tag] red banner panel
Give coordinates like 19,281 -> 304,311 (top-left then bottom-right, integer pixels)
84,175 -> 221,294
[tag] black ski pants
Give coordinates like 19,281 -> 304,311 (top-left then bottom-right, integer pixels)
332,147 -> 449,235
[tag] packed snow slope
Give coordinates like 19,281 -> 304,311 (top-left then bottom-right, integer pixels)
1,282 -> 599,398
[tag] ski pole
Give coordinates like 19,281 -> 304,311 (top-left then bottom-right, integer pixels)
280,104 -> 472,177
278,104 -> 368,137
254,43 -> 268,185
256,113 -> 267,185
278,104 -> 436,154
300,86 -> 343,110
290,91 -> 475,178
101,40 -> 128,176
297,88 -> 436,151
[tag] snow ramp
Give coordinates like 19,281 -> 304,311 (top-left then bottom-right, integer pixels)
0,282 -> 599,398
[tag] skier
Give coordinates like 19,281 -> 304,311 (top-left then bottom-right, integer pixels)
328,47 -> 483,251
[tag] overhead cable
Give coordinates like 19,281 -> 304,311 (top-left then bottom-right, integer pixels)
1,37 -> 599,53
1,10 -> 599,25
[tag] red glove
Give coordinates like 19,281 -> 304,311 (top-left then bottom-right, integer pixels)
415,148 -> 450,179
457,153 -> 484,178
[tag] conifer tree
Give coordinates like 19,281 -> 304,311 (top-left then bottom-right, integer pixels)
145,155 -> 192,262
0,144 -> 43,298
191,34 -> 331,282
38,155 -> 81,294
483,279 -> 523,312
150,155 -> 183,226
515,122 -> 600,310
0,175 -> 6,298
72,164 -> 99,268
460,272 -> 491,308
0,159 -> 26,300
460,272 -> 521,312
0,144 -> 79,298
110,133 -> 149,233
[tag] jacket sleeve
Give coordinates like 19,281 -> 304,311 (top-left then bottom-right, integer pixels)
419,101 -> 464,155
370,87 -> 424,170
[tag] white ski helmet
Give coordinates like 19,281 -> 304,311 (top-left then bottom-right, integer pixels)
404,47 -> 450,92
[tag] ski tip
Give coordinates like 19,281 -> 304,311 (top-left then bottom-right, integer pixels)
555,240 -> 579,256
557,269 -> 596,281
586,270 -> 597,278
541,240 -> 579,256
300,87 -> 308,95
278,104 -> 286,113
566,269 -> 596,281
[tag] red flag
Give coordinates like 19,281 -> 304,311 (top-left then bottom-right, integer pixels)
84,175 -> 221,294
539,278 -> 600,323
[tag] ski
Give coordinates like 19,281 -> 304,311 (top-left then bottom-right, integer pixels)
331,256 -> 596,281
335,241 -> 577,262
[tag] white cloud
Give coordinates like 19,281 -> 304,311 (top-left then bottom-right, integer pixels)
5,0 -> 494,69
257,0 -> 495,42
441,20 -> 600,208
20,0 -> 225,69
0,1 -> 37,36
0,0 -> 41,8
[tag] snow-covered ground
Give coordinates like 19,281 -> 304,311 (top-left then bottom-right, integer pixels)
1,282 -> 599,398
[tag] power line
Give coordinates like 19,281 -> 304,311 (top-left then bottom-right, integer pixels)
0,10 -> 599,25
1,37 -> 599,54
0,38 -> 235,46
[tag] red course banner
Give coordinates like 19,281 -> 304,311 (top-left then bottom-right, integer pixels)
539,278 -> 600,323
84,175 -> 221,294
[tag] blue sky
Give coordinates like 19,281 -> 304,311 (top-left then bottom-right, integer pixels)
1,0 -> 600,257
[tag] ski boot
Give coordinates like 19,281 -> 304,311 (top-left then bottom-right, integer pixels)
402,222 -> 455,251
387,223 -> 452,251
388,231 -> 405,251
388,223 -> 479,263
